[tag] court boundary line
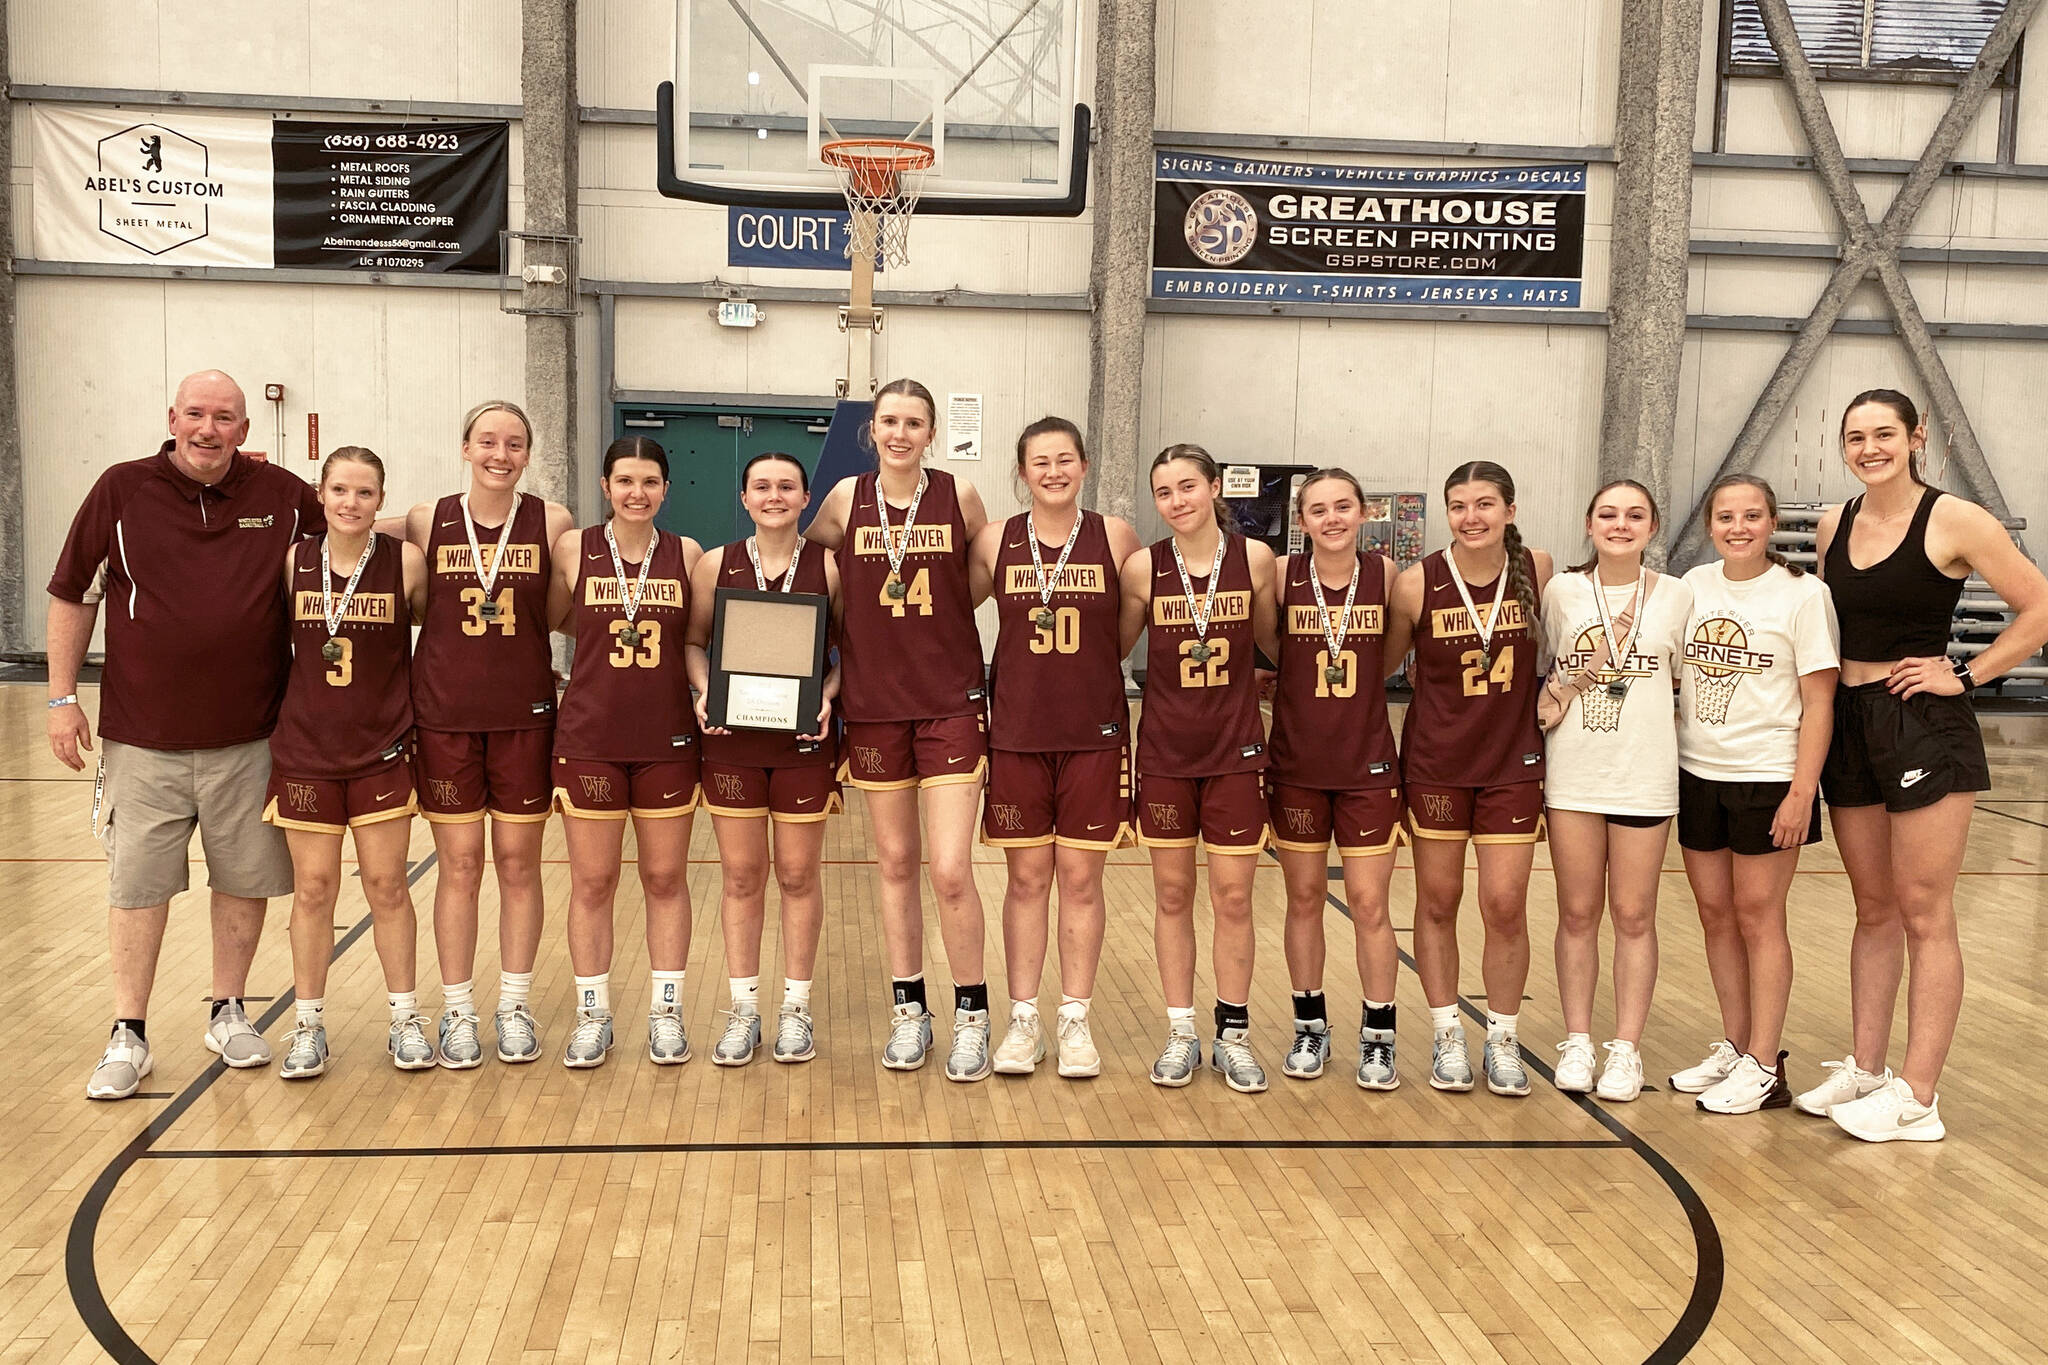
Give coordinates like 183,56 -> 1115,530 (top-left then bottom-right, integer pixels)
139,1137 -> 1630,1158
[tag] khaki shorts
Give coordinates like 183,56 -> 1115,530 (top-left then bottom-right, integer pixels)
101,739 -> 294,909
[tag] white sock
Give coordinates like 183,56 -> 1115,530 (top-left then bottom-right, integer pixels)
729,975 -> 760,1011
574,974 -> 611,1014
388,990 -> 418,1022
297,997 -> 325,1029
497,970 -> 533,1011
1429,1004 -> 1461,1032
783,978 -> 813,1009
1488,1011 -> 1519,1037
1059,996 -> 1089,1018
1011,999 -> 1040,1020
1567,1030 -> 1593,1047
651,970 -> 686,1014
1608,1038 -> 1638,1054
442,978 -> 474,1016
1166,1005 -> 1197,1032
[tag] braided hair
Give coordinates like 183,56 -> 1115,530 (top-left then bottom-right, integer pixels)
1701,474 -> 1803,576
1443,460 -> 1537,627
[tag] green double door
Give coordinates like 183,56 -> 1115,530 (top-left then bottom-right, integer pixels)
612,404 -> 832,549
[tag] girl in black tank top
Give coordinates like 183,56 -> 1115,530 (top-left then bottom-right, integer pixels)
1808,390 -> 2048,1144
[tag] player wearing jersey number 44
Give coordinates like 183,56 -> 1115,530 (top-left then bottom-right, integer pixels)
546,439 -> 705,1069
1387,462 -> 1553,1099
1808,391 -> 2048,1142
969,418 -> 1140,1079
1121,445 -> 1281,1093
1266,470 -> 1403,1091
806,379 -> 996,1081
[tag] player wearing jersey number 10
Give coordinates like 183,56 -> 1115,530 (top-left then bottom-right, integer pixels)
1386,461 -> 1554,1099
1120,445 -> 1281,1093
546,439 -> 705,1069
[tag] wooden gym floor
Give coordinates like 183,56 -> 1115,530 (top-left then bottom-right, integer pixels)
2,682 -> 2045,1364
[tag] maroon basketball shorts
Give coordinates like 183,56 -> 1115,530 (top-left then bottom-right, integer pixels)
263,750 -> 418,835
553,755 -> 702,820
701,759 -> 843,822
1136,770 -> 1268,856
1268,781 -> 1403,858
1404,780 -> 1546,844
416,727 -> 554,824
840,714 -> 988,790
982,746 -> 1132,850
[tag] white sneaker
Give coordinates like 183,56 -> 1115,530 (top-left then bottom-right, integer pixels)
87,1025 -> 153,1099
1429,1026 -> 1474,1092
1483,1031 -> 1531,1097
204,1000 -> 271,1068
992,1009 -> 1046,1074
1210,1027 -> 1269,1093
1794,1055 -> 1892,1117
280,1023 -> 328,1079
1668,1038 -> 1740,1094
1554,1037 -> 1596,1093
882,1001 -> 933,1070
946,1007 -> 994,1082
1829,1076 -> 1945,1143
650,1008 -> 693,1065
1055,1005 -> 1100,1078
711,1006 -> 759,1066
388,1014 -> 437,1070
772,1002 -> 816,1063
1697,1051 -> 1790,1115
1595,1040 -> 1644,1103
1150,1026 -> 1202,1087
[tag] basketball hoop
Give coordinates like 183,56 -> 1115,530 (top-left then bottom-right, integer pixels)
821,138 -> 935,267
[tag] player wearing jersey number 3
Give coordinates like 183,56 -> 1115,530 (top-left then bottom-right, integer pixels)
547,439 -> 704,1068
1387,461 -> 1553,1098
806,379 -> 996,1080
1120,445 -> 1281,1093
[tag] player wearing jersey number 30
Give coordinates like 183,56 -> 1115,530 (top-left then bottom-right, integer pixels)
1120,445 -> 1281,1093
547,439 -> 705,1068
1386,461 -> 1553,1099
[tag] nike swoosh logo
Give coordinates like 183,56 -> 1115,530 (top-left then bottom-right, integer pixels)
1430,582 -> 1450,591
297,565 -> 317,573
373,792 -> 396,802
1008,539 -> 1027,548
661,790 -> 683,799
589,552 -> 607,561
1228,827 -> 1249,837
946,755 -> 968,765
1512,815 -> 1533,825
440,519 -> 460,528
1087,822 -> 1105,831
795,795 -> 820,806
523,796 -> 543,806
1900,770 -> 1929,788
1156,568 -> 1174,578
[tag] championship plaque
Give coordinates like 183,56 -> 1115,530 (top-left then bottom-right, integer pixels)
707,588 -> 829,733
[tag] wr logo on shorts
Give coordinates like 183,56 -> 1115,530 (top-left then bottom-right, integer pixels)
1420,793 -> 1456,825
854,746 -> 887,775
990,802 -> 1025,833
286,782 -> 319,813
428,778 -> 460,807
1147,803 -> 1183,832
579,774 -> 617,804
712,773 -> 747,803
1281,807 -> 1317,837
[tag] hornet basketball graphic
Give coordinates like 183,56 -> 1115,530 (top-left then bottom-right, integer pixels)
1562,622 -> 1655,733
1684,614 -> 1771,725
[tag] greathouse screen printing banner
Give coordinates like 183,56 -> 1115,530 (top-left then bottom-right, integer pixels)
32,105 -> 507,273
1152,153 -> 1585,308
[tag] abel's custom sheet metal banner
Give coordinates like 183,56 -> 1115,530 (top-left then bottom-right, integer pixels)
1152,153 -> 1585,307
272,121 -> 507,272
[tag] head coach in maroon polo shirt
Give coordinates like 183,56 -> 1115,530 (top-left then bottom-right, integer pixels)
46,370 -> 325,1099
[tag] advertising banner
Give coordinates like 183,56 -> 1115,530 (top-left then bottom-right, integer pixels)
1153,152 -> 1585,308
272,121 -> 507,272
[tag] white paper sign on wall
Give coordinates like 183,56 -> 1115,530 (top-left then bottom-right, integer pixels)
947,392 -> 982,461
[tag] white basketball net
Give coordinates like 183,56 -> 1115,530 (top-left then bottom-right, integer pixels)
824,141 -> 933,268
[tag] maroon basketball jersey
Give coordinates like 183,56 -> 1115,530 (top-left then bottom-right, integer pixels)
701,537 -> 835,769
1137,534 -> 1264,779
413,493 -> 554,732
834,467 -> 983,722
1400,548 -> 1544,788
989,511 -> 1127,754
1270,552 -> 1397,790
270,533 -> 413,779
554,525 -> 695,763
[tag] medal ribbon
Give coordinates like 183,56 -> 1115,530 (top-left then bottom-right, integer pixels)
748,534 -> 806,592
1309,551 -> 1361,666
878,473 -> 929,585
461,492 -> 522,599
1588,569 -> 1644,688
321,534 -> 377,642
1446,549 -> 1510,662
1171,533 -> 1227,646
1028,511 -> 1086,611
605,521 -> 657,626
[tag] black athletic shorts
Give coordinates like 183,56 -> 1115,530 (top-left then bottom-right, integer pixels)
1822,681 -> 1990,814
1678,768 -> 1821,856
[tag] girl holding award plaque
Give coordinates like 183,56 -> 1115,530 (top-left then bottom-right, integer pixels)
1118,445 -> 1281,1093
969,417 -> 1140,1079
686,452 -> 843,1068
544,437 -> 704,1070
1537,480 -> 1691,1104
806,378 -> 995,1081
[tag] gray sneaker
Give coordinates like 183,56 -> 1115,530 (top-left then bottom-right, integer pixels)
773,1002 -> 816,1063
882,1001 -> 933,1070
1151,1026 -> 1202,1087
494,1003 -> 542,1063
204,1000 -> 271,1068
438,1009 -> 483,1070
87,1025 -> 154,1099
649,1008 -> 691,1065
946,1007 -> 993,1082
1357,1027 -> 1399,1091
712,1006 -> 760,1066
388,1014 -> 436,1070
1210,1026 -> 1269,1094
1484,1031 -> 1531,1097
280,1023 -> 329,1079
1282,1019 -> 1330,1079
1430,1026 -> 1475,1092
563,1008 -> 615,1069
